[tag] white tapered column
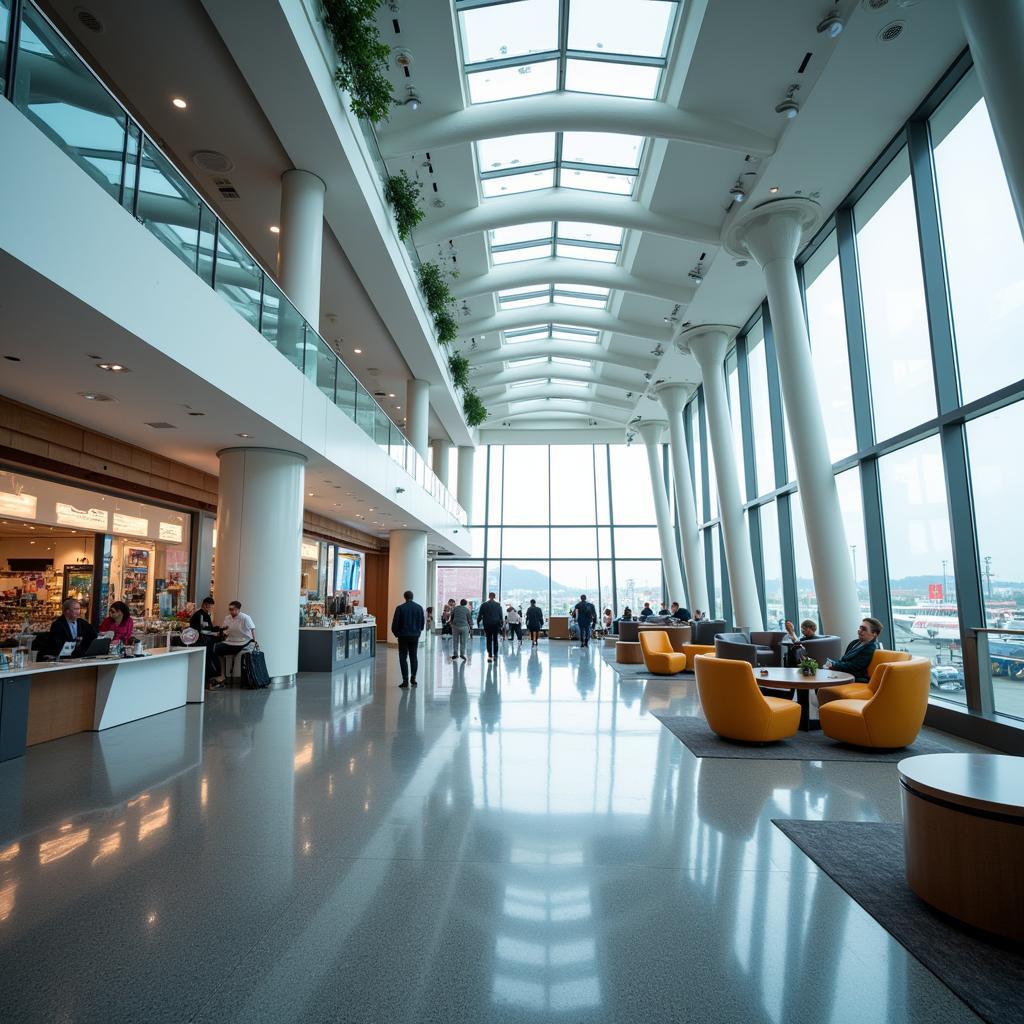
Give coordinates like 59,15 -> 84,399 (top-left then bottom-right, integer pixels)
406,379 -> 430,459
216,447 -> 306,678
726,198 -> 859,641
654,381 -> 708,613
431,441 -> 451,488
277,169 -> 326,326
634,421 -> 686,605
685,327 -> 762,630
457,445 -> 475,521
954,0 -> 1024,238
387,529 -> 427,645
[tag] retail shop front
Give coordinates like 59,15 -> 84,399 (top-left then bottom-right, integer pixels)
0,470 -> 192,645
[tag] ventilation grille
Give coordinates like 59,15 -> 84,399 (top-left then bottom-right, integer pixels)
878,20 -> 905,41
213,177 -> 240,200
145,422 -> 177,429
75,7 -> 104,32
864,0 -> 889,8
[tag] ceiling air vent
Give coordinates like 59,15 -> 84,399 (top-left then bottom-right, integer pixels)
863,0 -> 890,9
75,7 -> 104,32
213,178 -> 240,200
145,422 -> 177,429
193,151 -> 234,174
878,20 -> 905,41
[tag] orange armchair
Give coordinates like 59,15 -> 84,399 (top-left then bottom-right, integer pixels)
694,655 -> 800,743
817,649 -> 912,705
819,657 -> 930,748
681,643 -> 715,669
639,630 -> 687,675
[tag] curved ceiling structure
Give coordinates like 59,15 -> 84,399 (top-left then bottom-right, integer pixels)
460,305 -> 675,345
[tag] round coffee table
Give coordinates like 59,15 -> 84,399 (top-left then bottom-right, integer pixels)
753,667 -> 854,731
615,641 -> 643,665
898,753 -> 1024,941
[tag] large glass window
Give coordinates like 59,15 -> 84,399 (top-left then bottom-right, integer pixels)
688,401 -> 703,523
726,351 -> 746,498
746,322 -> 775,497
803,233 -> 857,461
835,468 -> 868,610
550,444 -> 595,524
788,494 -> 818,626
614,561 -> 662,616
609,445 -> 655,524
855,148 -> 936,440
879,436 -> 961,687
550,561 -> 601,614
931,70 -> 1024,404
759,502 -> 784,630
501,446 -> 547,522
709,526 -> 722,620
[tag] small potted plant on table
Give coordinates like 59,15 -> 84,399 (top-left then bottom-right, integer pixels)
799,657 -> 819,677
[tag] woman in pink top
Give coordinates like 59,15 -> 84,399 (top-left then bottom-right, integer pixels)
99,601 -> 134,644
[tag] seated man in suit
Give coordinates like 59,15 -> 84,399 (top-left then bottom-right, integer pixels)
824,617 -> 882,681
670,601 -> 691,622
47,598 -> 98,657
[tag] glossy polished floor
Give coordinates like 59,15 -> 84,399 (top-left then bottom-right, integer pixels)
0,638 -> 986,1024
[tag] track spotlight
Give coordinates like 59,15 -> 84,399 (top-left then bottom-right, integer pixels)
688,262 -> 705,284
663,303 -> 682,324
817,3 -> 844,38
775,84 -> 800,119
403,87 -> 421,111
729,180 -> 747,203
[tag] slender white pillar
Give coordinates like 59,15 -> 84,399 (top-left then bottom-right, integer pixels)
654,381 -> 708,613
685,327 -> 763,631
216,447 -> 306,678
431,441 -> 451,488
726,198 -> 859,641
406,379 -> 430,459
277,169 -> 326,326
633,421 -> 686,606
954,0 -> 1024,238
387,529 -> 428,645
457,445 -> 476,521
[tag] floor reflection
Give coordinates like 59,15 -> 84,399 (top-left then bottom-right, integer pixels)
0,636 -> 981,1023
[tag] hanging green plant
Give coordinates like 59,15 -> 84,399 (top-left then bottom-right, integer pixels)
384,171 -> 425,240
448,351 -> 471,391
462,388 -> 488,428
321,0 -> 395,124
417,260 -> 454,313
434,308 -> 459,345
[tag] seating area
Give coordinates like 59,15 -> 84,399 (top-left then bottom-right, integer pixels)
693,655 -> 801,743
638,631 -> 687,675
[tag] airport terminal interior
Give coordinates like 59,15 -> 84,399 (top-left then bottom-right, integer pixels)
1,0 -> 1023,1021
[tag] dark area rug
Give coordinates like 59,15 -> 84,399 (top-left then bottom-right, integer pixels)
652,711 -> 952,762
599,649 -> 685,679
773,819 -> 1024,1024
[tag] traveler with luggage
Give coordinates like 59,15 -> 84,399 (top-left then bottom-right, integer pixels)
209,600 -> 257,688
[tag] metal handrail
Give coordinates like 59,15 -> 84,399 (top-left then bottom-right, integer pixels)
6,0 -> 466,524
971,628 -> 1024,636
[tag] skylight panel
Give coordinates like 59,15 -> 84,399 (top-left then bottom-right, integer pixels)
552,356 -> 593,367
492,242 -> 553,265
556,283 -> 608,296
500,285 -> 546,297
567,0 -> 677,59
468,61 -> 558,104
459,0 -> 559,65
477,134 -> 557,173
555,242 -> 619,262
561,167 -> 635,194
564,59 -> 660,99
550,378 -> 590,388
505,327 -> 551,344
510,378 -> 545,389
507,356 -> 548,367
558,222 -> 624,245
500,295 -> 551,309
490,222 -> 553,246
552,325 -> 600,342
561,132 -> 644,170
481,167 -> 556,196
557,295 -> 608,308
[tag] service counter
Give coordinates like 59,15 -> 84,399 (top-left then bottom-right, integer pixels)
0,647 -> 206,761
298,622 -> 376,673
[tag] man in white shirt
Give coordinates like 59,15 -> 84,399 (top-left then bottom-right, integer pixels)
209,600 -> 256,688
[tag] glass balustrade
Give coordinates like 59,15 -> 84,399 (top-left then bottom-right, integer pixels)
5,0 -> 466,525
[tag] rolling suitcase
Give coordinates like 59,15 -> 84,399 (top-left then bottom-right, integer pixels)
240,646 -> 271,689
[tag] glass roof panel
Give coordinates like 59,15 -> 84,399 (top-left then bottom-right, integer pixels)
555,283 -> 609,296
500,295 -> 550,309
552,326 -> 600,342
459,0 -> 559,64
500,285 -> 547,297
555,242 -> 619,263
477,133 -> 557,173
468,60 -> 558,104
505,328 -> 551,343
552,356 -> 593,367
557,294 -> 608,308
561,132 -> 644,170
507,356 -> 548,366
492,243 -> 553,265
564,59 -> 660,99
481,168 -> 556,197
567,0 -> 677,58
560,167 -> 635,194
510,378 -> 546,388
550,378 -> 590,388
557,222 -> 624,244
490,222 -> 553,246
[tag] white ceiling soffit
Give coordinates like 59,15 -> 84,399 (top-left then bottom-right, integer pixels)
467,341 -> 658,373
461,305 -> 674,344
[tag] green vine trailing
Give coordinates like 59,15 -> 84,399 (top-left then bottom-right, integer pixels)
321,0 -> 395,124
417,260 -> 461,344
462,389 -> 488,428
384,171 -> 425,240
447,351 -> 471,391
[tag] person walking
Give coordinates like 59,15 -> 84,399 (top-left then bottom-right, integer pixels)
391,590 -> 425,688
450,598 -> 471,661
477,591 -> 504,662
525,599 -> 544,647
573,594 -> 598,649
505,605 -> 523,649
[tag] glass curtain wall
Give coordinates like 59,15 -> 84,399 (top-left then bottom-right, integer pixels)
678,53 -> 1024,728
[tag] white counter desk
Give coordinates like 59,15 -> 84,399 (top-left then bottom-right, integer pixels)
0,647 -> 206,761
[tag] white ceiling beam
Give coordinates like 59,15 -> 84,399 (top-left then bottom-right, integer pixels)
467,340 -> 657,372
452,259 -> 695,305
378,93 -> 776,159
417,192 -> 721,247
475,363 -> 640,391
460,305 -> 674,345
490,390 -> 634,411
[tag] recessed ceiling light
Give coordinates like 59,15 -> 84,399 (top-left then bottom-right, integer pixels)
236,432 -> 252,438
97,362 -> 129,372
388,393 -> 396,398
172,97 -> 188,109
395,405 -> 401,410
308,492 -> 315,496
270,226 -> 280,234
768,185 -> 780,194
78,391 -> 113,401
353,348 -> 363,354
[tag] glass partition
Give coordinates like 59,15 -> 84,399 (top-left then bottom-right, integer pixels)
212,224 -> 262,329
137,138 -> 204,273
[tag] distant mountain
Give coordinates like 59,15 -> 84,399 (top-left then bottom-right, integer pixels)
499,563 -> 563,593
